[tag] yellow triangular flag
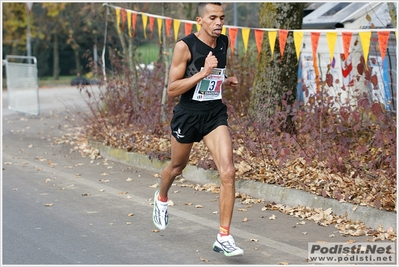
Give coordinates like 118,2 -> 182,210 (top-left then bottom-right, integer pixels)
326,31 -> 337,62
115,8 -> 121,34
142,14 -> 148,39
359,31 -> 372,68
241,28 -> 250,54
196,23 -> 201,32
268,31 -> 277,56
293,30 -> 304,61
222,27 -> 226,35
173,19 -> 181,42
157,18 -> 163,43
127,11 -> 132,37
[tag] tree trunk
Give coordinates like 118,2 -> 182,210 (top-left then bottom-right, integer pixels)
53,34 -> 59,80
249,3 -> 304,128
74,48 -> 81,75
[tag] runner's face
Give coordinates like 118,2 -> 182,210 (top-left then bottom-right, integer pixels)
198,4 -> 225,38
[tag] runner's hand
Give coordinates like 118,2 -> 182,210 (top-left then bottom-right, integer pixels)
203,51 -> 218,76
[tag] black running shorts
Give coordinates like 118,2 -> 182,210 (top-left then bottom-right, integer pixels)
170,102 -> 228,143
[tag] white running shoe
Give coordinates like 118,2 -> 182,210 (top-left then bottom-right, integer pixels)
213,233 -> 244,256
152,190 -> 169,230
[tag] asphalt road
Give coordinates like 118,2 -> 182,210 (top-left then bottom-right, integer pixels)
1,86 -> 392,266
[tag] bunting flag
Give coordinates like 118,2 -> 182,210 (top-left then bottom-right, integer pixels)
115,8 -> 121,34
173,19 -> 181,42
165,18 -> 172,37
108,4 -> 396,70
311,32 -> 321,91
268,30 -> 277,57
278,29 -> 289,62
342,32 -> 352,60
185,22 -> 193,36
132,12 -> 137,37
293,31 -> 304,61
121,8 -> 127,31
254,29 -> 264,59
241,28 -> 250,54
326,32 -> 338,62
228,27 -> 238,53
157,17 -> 163,43
127,11 -> 132,37
359,31 -> 372,68
142,14 -> 148,39
149,16 -> 155,39
377,31 -> 390,61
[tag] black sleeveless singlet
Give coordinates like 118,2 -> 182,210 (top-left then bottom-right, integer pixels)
179,33 -> 229,108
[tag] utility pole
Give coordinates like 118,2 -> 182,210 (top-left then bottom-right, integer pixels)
25,2 -> 34,62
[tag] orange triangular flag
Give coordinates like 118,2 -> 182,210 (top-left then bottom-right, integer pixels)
359,31 -> 372,67
311,32 -> 321,91
326,31 -> 337,62
241,28 -> 250,54
115,8 -> 121,34
165,18 -> 172,37
342,32 -> 352,60
228,28 -> 238,53
377,31 -> 390,61
121,8 -> 126,31
268,30 -> 277,57
149,16 -> 155,39
293,30 -> 304,61
254,29 -> 264,59
157,17 -> 163,43
310,32 -> 321,59
184,22 -> 192,36
142,14 -> 148,39
173,19 -> 181,42
279,29 -> 289,62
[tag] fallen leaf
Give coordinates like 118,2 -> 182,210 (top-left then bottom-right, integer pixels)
251,238 -> 259,242
45,203 -> 53,207
269,214 -> 276,220
242,217 -> 248,222
195,205 -> 203,208
127,213 -> 134,216
200,257 -> 209,262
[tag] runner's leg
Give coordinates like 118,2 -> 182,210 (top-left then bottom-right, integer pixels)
203,125 -> 235,229
159,136 -> 193,199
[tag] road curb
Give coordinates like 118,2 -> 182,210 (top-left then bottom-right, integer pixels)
89,141 -> 396,231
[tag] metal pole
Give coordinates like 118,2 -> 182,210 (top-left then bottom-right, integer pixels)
233,3 -> 238,52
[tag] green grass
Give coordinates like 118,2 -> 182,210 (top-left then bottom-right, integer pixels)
136,43 -> 161,64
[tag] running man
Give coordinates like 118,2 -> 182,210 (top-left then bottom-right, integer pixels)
153,2 -> 243,257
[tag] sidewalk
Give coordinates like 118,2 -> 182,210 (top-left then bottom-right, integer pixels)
90,140 -> 396,232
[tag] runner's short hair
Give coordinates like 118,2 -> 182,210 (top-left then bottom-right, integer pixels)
197,3 -> 222,17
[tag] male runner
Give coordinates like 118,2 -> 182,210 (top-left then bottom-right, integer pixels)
153,2 -> 243,257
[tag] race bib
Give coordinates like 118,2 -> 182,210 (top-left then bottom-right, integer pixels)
192,67 -> 225,101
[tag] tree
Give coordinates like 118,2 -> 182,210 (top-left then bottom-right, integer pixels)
249,3 -> 304,129
2,3 -> 33,56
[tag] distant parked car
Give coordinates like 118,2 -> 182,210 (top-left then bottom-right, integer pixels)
71,75 -> 101,86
